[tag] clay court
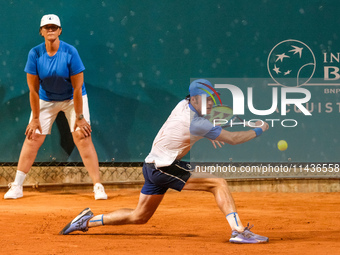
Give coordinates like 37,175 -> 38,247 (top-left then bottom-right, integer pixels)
1,188 -> 339,255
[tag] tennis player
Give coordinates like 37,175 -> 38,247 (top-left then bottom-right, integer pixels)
4,14 -> 107,200
60,79 -> 269,243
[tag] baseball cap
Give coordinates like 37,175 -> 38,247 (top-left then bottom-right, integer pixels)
189,79 -> 219,97
40,14 -> 61,27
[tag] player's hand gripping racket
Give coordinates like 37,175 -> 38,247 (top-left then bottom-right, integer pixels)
205,105 -> 256,128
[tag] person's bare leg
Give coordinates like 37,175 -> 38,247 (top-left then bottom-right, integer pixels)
72,131 -> 100,184
88,193 -> 164,227
4,134 -> 46,199
183,173 -> 237,214
183,172 -> 244,231
17,134 -> 46,173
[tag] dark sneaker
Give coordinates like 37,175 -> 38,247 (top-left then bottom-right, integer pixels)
59,208 -> 94,235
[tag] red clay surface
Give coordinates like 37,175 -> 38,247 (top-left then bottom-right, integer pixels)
1,189 -> 339,255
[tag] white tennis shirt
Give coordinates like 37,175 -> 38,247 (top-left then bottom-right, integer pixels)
145,99 -> 222,168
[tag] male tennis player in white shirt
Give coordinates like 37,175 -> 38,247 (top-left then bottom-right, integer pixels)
60,79 -> 269,244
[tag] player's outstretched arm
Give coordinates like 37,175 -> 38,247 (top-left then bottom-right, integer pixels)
216,121 -> 269,145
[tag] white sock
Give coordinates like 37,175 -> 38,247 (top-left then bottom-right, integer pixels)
14,170 -> 26,186
226,212 -> 244,232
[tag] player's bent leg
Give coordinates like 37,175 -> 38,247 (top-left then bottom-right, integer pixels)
183,173 -> 268,244
90,193 -> 164,226
72,131 -> 107,200
128,193 -> 164,224
4,134 -> 46,199
183,172 -> 237,215
59,193 -> 164,235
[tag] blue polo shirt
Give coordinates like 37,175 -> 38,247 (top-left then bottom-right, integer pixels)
24,40 -> 86,101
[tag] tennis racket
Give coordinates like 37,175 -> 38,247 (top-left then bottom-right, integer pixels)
205,105 -> 256,128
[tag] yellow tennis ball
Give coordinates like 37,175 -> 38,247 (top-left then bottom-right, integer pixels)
277,140 -> 288,151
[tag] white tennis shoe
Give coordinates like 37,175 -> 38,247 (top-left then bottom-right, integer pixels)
229,223 -> 269,244
4,182 -> 23,199
93,183 -> 107,200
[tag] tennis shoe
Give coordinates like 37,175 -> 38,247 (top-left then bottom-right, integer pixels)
59,208 -> 94,235
93,183 -> 108,200
4,182 -> 23,199
229,223 -> 269,244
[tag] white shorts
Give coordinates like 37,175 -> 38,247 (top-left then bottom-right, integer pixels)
30,95 -> 90,135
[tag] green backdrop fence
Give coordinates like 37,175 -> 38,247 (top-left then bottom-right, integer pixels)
1,0 -> 339,166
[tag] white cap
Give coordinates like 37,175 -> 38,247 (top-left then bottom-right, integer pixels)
40,14 -> 61,27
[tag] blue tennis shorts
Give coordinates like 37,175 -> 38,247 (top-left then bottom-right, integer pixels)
141,160 -> 193,195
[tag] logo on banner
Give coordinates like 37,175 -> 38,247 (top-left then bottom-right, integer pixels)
267,39 -> 340,90
267,39 -> 316,87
